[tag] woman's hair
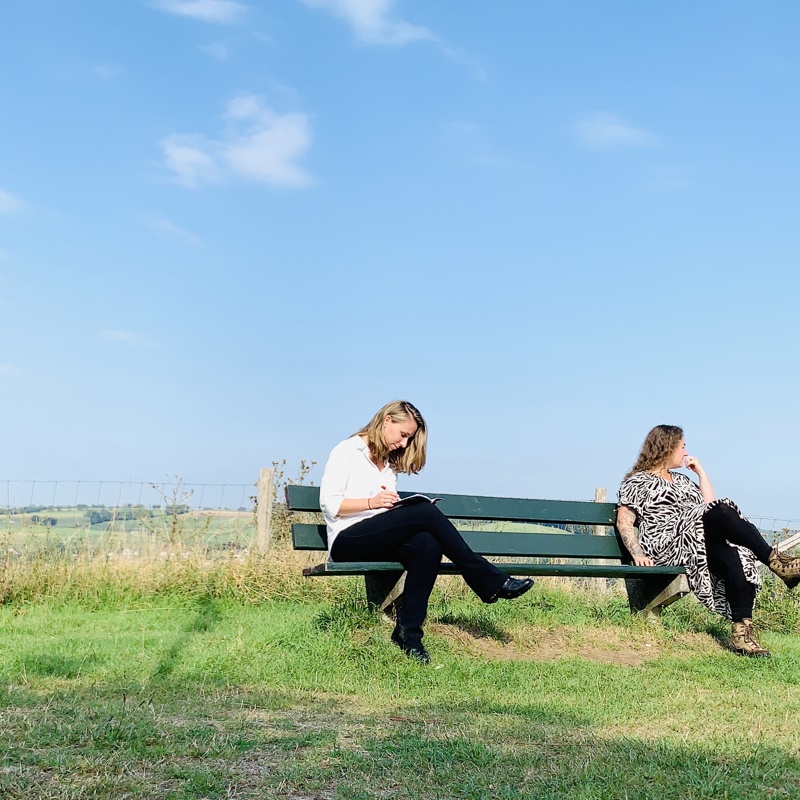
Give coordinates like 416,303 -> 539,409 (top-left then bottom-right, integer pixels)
355,400 -> 427,475
623,424 -> 684,480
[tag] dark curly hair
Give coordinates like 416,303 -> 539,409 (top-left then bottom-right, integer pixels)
623,425 -> 684,480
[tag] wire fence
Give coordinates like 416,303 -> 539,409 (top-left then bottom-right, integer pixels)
2,479 -> 798,559
0,479 -> 261,556
1,479 -> 256,511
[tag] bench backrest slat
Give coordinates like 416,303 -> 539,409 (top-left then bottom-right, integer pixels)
286,485 -> 617,525
291,523 -> 627,560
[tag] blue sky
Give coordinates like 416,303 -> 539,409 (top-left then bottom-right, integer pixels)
2,1 -> 800,520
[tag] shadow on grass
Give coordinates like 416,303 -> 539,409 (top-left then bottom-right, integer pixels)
345,731 -> 798,799
433,610 -> 512,643
149,595 -> 223,681
261,705 -> 800,800
20,653 -> 97,679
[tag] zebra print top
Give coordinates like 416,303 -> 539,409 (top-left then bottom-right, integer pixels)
618,470 -> 760,618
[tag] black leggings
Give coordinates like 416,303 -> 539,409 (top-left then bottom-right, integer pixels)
330,503 -> 507,646
702,503 -> 772,622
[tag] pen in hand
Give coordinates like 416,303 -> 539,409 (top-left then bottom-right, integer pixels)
375,485 -> 399,508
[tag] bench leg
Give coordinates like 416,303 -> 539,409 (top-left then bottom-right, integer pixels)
625,574 -> 690,621
364,571 -> 406,613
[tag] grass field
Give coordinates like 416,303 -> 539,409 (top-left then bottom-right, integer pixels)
1,507 -> 256,555
1,548 -> 800,800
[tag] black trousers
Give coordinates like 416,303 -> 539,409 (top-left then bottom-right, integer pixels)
330,503 -> 507,646
702,503 -> 772,622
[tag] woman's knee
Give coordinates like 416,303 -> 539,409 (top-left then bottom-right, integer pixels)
704,504 -> 739,541
407,502 -> 445,523
707,503 -> 739,527
410,531 -> 442,560
397,531 -> 442,568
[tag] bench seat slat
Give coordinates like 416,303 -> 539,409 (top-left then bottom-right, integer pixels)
292,523 -> 629,560
304,561 -> 685,578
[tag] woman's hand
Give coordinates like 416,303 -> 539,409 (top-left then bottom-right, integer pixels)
684,455 -> 717,503
369,489 -> 400,509
684,456 -> 705,475
633,554 -> 655,567
339,490 -> 400,516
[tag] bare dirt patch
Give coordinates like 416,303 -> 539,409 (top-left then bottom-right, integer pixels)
428,622 -> 720,666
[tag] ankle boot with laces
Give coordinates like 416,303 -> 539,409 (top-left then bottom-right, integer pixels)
730,619 -> 771,657
768,548 -> 800,589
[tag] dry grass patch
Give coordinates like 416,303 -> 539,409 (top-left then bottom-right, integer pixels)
430,621 -> 721,666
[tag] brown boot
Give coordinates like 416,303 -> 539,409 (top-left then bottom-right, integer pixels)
767,548 -> 800,589
730,619 -> 771,657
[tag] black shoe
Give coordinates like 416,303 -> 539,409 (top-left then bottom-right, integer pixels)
402,645 -> 431,664
391,627 -> 429,663
492,577 -> 534,601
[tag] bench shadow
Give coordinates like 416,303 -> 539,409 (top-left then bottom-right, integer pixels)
432,611 -> 512,644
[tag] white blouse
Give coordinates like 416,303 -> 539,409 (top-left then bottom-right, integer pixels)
319,435 -> 397,551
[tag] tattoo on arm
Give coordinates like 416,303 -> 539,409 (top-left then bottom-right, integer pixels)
616,505 -> 643,557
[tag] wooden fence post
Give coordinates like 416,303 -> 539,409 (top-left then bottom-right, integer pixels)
594,487 -> 607,536
256,467 -> 274,552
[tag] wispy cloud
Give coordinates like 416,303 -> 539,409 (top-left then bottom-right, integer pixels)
146,217 -> 204,246
0,188 -> 23,214
440,44 -> 486,82
574,112 -> 653,150
298,0 -> 434,46
151,0 -> 247,24
161,94 -> 314,188
0,364 -> 21,378
101,330 -> 156,347
198,41 -> 229,60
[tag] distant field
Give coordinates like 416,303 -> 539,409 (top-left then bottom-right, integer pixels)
0,506 -> 257,553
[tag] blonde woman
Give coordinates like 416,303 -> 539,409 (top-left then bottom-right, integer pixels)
617,424 -> 800,657
319,400 -> 532,664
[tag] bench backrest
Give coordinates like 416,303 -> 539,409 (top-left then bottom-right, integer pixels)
286,485 -> 628,562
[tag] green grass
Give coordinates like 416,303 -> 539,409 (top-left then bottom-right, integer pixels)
1,561 -> 800,799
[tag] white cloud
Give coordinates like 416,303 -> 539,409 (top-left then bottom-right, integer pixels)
101,330 -> 156,347
0,188 -> 23,214
298,0 -> 434,45
161,136 -> 222,186
160,94 -> 314,188
198,41 -> 229,60
574,112 -> 653,150
151,0 -> 247,24
146,217 -> 204,246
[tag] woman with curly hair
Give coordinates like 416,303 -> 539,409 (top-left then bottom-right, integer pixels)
617,424 -> 800,657
319,400 -> 533,664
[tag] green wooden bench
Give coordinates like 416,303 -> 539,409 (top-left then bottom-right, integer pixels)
286,485 -> 689,619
